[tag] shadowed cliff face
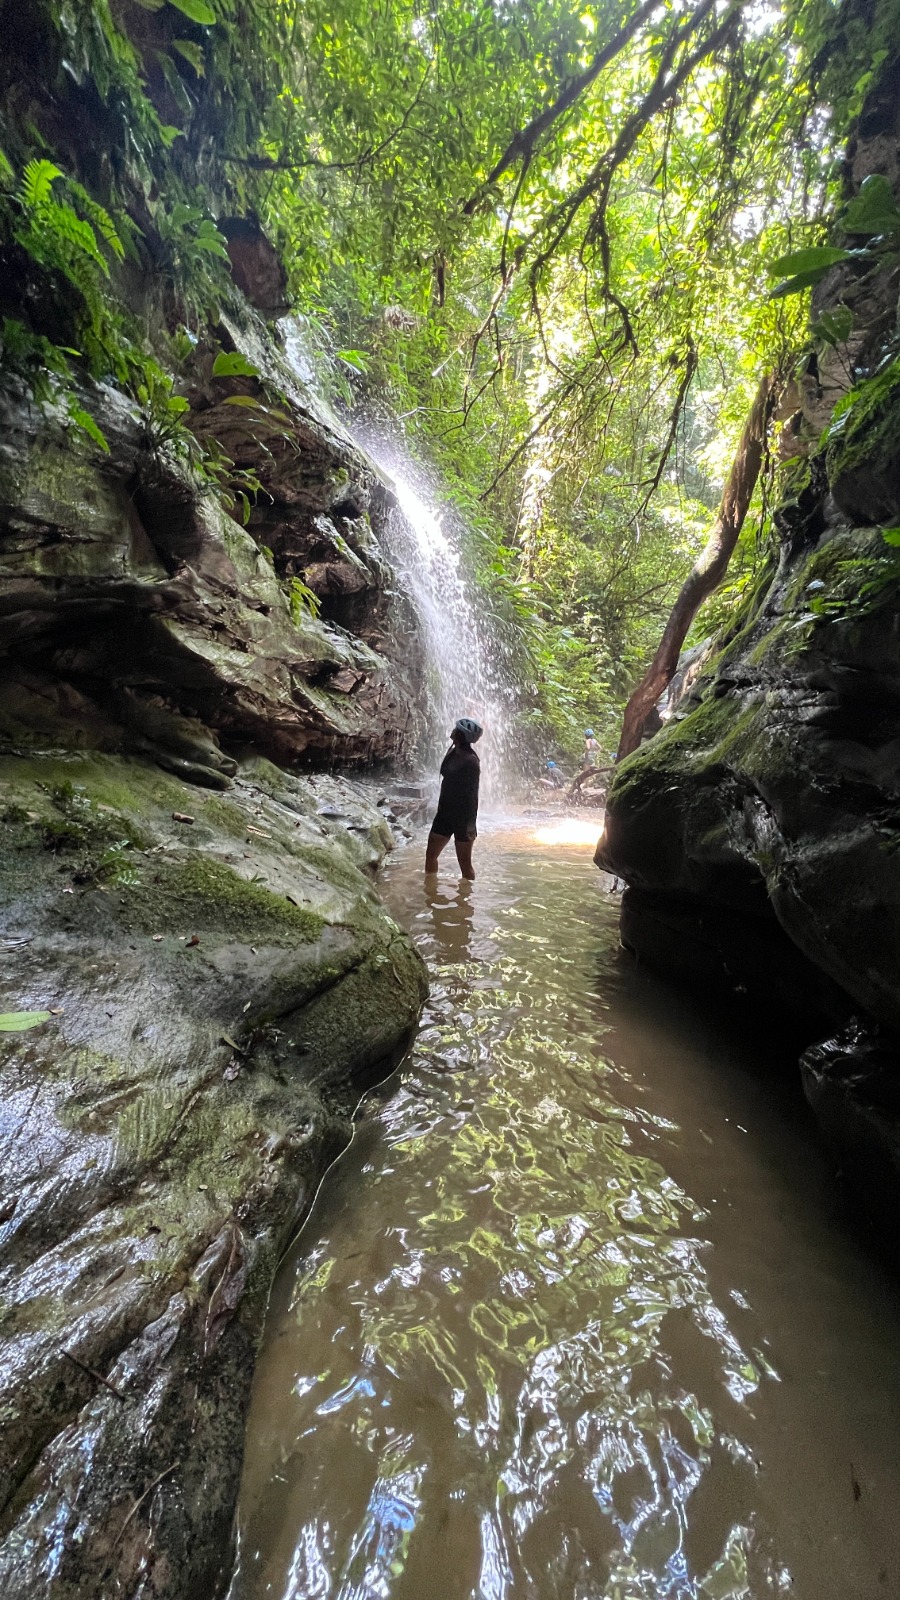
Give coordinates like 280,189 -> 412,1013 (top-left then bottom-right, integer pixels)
598,64 -> 900,1241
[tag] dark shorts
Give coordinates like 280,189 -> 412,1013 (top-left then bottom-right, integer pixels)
430,810 -> 477,842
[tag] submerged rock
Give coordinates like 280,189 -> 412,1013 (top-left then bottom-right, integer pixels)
801,1019 -> 900,1248
0,750 -> 427,1597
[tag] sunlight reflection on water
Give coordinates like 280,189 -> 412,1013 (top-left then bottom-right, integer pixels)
228,829 -> 900,1600
531,819 -> 604,847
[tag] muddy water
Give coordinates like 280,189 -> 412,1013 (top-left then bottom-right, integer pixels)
228,819 -> 900,1600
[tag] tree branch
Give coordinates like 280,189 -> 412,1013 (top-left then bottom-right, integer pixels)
528,0 -> 741,283
463,0 -> 665,214
637,335 -> 698,507
616,371 -> 777,760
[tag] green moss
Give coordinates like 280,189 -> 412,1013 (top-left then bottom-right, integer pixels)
827,358 -> 900,486
132,856 -> 326,943
611,692 -> 753,804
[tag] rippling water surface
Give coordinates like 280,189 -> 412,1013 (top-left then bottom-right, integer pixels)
229,818 -> 900,1600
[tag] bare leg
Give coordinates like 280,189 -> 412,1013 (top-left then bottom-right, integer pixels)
425,831 -> 451,874
454,837 -> 476,881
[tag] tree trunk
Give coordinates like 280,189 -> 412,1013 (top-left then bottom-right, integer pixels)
616,372 -> 776,760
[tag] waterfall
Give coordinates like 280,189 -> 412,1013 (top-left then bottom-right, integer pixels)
357,439 -> 514,804
276,317 -> 517,804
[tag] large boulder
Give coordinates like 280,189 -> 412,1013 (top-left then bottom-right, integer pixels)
0,359 -> 422,770
0,749 -> 427,1598
599,521 -> 900,1034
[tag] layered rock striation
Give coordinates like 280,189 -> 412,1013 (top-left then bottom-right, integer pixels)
0,311 -> 426,778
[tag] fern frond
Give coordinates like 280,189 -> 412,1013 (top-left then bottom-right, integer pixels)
53,207 -> 111,277
71,181 -> 126,262
20,159 -> 63,211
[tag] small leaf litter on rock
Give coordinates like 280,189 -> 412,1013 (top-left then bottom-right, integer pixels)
48,1007 -> 64,1015
185,935 -> 200,947
172,812 -> 194,824
152,934 -> 163,942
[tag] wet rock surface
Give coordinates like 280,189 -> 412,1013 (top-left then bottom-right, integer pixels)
0,293 -> 431,780
801,1019 -> 900,1248
599,80 -> 900,1235
0,749 -> 427,1597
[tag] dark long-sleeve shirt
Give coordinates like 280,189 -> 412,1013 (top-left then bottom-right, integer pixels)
436,744 -> 480,828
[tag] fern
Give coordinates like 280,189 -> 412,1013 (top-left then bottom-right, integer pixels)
287,577 -> 322,623
20,159 -> 64,210
13,155 -> 130,373
70,181 -> 125,262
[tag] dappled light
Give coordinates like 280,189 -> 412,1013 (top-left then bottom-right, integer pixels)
230,835 -> 900,1600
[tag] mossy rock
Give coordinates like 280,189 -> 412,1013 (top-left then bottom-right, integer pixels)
0,746 -> 427,1599
827,358 -> 900,524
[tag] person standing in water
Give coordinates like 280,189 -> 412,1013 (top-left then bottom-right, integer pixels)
581,728 -> 600,769
424,717 -> 482,880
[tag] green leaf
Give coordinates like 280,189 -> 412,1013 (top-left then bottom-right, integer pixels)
159,124 -> 184,148
222,393 -> 263,406
811,305 -> 854,348
768,264 -> 844,300
767,246 -> 852,277
192,233 -> 229,257
68,405 -> 110,452
166,394 -> 191,414
167,0 -> 216,22
842,175 -> 900,237
171,38 -> 206,73
169,203 -> 203,229
882,527 -> 900,547
337,348 -> 370,372
212,351 -> 260,378
0,146 -> 14,186
0,1011 -> 51,1032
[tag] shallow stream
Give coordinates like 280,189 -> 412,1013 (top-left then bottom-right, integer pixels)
228,817 -> 900,1600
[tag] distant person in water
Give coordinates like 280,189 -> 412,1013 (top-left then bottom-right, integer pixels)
425,718 -> 483,880
581,728 -> 600,769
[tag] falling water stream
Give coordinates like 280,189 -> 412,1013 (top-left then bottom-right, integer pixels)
227,818 -> 900,1600
357,439 -> 515,801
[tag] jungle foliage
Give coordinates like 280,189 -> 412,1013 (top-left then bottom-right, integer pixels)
0,0 -> 898,759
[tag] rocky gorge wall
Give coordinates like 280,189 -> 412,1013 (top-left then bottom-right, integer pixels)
0,20 -> 438,1592
598,57 -> 900,1245
0,343 -> 431,1595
